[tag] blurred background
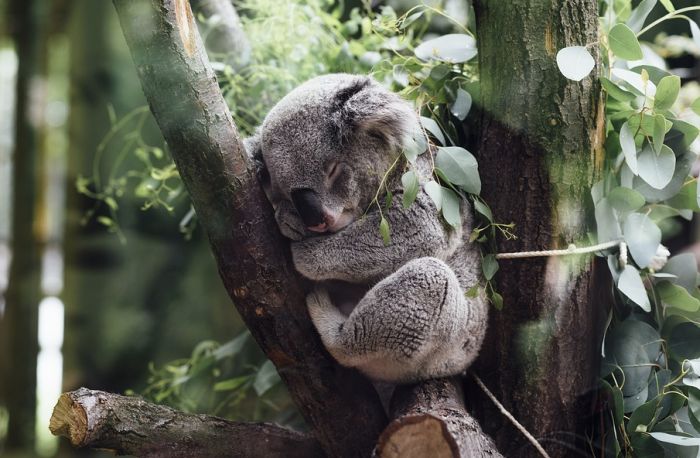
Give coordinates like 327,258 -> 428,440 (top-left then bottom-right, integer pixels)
0,0 -> 698,457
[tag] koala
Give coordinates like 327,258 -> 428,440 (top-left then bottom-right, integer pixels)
244,73 -> 488,383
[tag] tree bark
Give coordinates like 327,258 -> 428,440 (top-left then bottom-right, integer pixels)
49,388 -> 324,458
472,1 -> 603,456
0,0 -> 49,450
376,378 -> 502,458
111,0 -> 387,456
190,0 -> 251,70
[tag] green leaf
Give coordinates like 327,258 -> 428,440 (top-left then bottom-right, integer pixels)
638,144 -> 676,190
97,216 -> 113,227
627,397 -> 658,431
661,253 -> 699,293
604,319 -> 660,396
692,98 -> 700,116
627,0 -> 657,33
608,186 -> 645,212
652,114 -> 666,153
666,180 -> 700,211
435,146 -> 481,194
624,213 -> 661,268
440,186 -> 461,228
555,46 -> 595,81
658,282 -> 700,312
618,265 -> 651,311
691,20 -> 700,50
450,88 -> 472,121
384,190 -> 393,209
482,254 -> 499,281
620,121 -> 639,174
601,77 -> 637,102
401,170 -> 420,209
609,23 -> 644,60
669,323 -> 700,361
490,291 -> 503,310
253,360 -> 280,396
654,75 -> 680,111
414,34 -> 477,63
649,433 -> 700,447
425,180 -> 443,210
379,217 -> 391,246
473,200 -> 493,222
658,0 -> 675,13
600,379 -> 624,426
611,68 -> 655,95
595,197 -> 622,243
420,116 -> 445,146
213,376 -> 249,392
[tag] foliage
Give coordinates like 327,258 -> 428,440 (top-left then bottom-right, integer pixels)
558,1 -> 700,455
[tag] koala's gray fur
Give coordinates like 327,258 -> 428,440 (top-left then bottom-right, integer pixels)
244,73 -> 488,383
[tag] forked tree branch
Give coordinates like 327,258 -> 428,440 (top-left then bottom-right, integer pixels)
110,0 -> 387,455
49,388 -> 324,458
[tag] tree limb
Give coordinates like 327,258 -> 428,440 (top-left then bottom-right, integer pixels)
111,0 -> 387,456
376,378 -> 502,458
190,0 -> 251,69
49,388 -> 324,458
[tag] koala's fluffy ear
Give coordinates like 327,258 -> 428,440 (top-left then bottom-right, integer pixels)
331,76 -> 421,151
243,130 -> 270,187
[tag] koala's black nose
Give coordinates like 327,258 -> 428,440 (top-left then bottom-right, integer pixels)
290,188 -> 324,227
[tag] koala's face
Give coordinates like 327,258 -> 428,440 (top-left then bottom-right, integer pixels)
254,74 -> 419,240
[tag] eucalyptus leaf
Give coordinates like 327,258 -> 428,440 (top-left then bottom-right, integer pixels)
414,34 -> 477,63
450,88 -> 472,121
649,433 -> 700,447
425,180 -> 443,210
635,152 -> 694,202
420,116 -> 445,146
669,323 -> 700,361
440,186 -> 461,228
624,213 -> 661,268
661,253 -> 699,292
482,254 -> 499,281
618,265 -> 651,311
690,20 -> 700,50
595,197 -> 622,243
435,146 -> 481,194
652,114 -> 666,154
608,186 -> 645,212
620,121 -> 639,174
555,46 -> 595,81
401,171 -> 420,209
654,75 -> 680,111
611,68 -> 657,97
658,282 -> 700,312
253,360 -> 281,396
473,200 -> 493,222
379,216 -> 391,246
604,319 -> 660,397
609,23 -> 644,60
637,144 -> 675,190
692,98 -> 700,116
627,0 -> 657,33
658,0 -> 675,12
602,77 -> 637,102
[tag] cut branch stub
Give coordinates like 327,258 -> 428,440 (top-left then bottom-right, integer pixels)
376,378 -> 502,458
49,388 -> 324,458
111,0 -> 387,456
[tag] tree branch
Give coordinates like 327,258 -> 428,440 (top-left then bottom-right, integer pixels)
111,0 -> 387,456
376,378 -> 502,458
49,388 -> 324,458
190,0 -> 251,70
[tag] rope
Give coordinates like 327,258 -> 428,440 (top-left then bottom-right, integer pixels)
495,240 -> 622,260
472,373 -> 552,458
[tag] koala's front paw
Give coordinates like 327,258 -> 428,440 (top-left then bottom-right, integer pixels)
306,287 -> 334,325
275,202 -> 306,241
291,240 -> 325,280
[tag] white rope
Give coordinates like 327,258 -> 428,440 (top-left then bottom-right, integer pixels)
472,373 -> 552,458
495,240 -> 622,260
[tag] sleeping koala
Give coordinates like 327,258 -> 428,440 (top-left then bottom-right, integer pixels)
244,74 -> 488,383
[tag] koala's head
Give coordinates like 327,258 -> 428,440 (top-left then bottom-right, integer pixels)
245,74 -> 420,240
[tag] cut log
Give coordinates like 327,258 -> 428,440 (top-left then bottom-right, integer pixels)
376,378 -> 502,458
49,388 -> 324,458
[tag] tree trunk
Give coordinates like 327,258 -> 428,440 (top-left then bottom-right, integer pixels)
472,1 -> 603,456
49,388 -> 324,458
0,0 -> 49,450
111,0 -> 387,456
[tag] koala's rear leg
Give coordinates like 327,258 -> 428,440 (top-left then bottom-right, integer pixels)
307,257 -> 486,382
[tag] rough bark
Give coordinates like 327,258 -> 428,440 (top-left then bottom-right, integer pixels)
472,1 -> 603,457
49,388 -> 324,458
190,0 -> 251,70
111,0 -> 387,456
0,0 -> 48,450
376,378 -> 502,458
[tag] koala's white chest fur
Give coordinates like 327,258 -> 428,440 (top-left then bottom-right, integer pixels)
245,73 -> 489,383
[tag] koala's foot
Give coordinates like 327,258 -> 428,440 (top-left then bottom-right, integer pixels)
308,257 -> 488,383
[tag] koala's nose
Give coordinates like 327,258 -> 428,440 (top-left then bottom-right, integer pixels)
290,188 -> 324,228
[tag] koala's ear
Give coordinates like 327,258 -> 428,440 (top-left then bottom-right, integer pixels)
331,76 -> 421,150
243,130 -> 269,186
